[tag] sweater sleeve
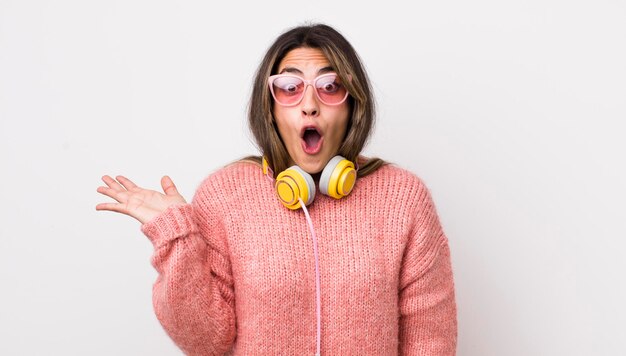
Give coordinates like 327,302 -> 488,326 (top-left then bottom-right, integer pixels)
398,183 -> 457,356
140,181 -> 236,355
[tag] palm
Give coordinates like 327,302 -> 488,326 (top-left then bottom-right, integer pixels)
96,175 -> 187,224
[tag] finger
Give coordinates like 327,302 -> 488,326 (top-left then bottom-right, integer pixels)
96,202 -> 147,223
102,175 -> 126,192
95,202 -> 128,214
116,175 -> 138,191
161,175 -> 179,196
96,186 -> 126,203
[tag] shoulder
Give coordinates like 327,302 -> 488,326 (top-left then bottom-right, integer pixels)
202,160 -> 262,187
360,163 -> 431,197
367,163 -> 450,258
192,160 -> 265,208
358,163 -> 440,219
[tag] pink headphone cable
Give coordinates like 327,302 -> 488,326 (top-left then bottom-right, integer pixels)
299,197 -> 322,356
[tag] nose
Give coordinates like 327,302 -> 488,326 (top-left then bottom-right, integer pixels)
300,84 -> 319,117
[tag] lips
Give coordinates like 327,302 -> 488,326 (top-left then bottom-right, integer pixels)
301,126 -> 323,154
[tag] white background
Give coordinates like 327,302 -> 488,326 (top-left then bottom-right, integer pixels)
1,0 -> 625,355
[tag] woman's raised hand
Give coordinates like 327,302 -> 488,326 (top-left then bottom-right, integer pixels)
96,175 -> 187,224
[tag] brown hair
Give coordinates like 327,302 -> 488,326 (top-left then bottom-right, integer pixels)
246,23 -> 385,177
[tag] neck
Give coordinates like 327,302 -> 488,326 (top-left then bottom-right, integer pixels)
311,172 -> 322,183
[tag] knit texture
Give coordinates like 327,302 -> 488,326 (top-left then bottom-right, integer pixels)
141,162 -> 457,355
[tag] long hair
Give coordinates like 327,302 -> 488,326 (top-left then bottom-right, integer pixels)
247,23 -> 385,177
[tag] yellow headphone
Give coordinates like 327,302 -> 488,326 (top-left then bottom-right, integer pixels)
263,156 -> 357,210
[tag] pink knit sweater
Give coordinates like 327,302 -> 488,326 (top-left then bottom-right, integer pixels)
140,161 -> 457,355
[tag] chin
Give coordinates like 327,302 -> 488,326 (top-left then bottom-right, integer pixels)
296,158 -> 326,175
300,163 -> 323,175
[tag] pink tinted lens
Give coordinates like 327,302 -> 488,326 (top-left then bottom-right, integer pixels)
271,76 -> 305,105
314,74 -> 347,104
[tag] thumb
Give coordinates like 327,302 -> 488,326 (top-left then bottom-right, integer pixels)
161,175 -> 180,196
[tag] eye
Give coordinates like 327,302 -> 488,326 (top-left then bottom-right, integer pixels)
317,77 -> 341,93
273,77 -> 304,96
284,84 -> 298,93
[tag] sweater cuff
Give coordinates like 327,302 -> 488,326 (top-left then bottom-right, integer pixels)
140,204 -> 197,248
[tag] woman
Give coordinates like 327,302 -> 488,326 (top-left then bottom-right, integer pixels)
96,24 -> 457,355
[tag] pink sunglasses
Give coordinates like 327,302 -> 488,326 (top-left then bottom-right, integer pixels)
268,73 -> 350,106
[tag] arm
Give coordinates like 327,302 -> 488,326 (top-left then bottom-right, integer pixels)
142,202 -> 236,356
398,185 -> 457,356
96,175 -> 236,355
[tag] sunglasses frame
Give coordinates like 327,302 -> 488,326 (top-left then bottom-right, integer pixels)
268,73 -> 350,107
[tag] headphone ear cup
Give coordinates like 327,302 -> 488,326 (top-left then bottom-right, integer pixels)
319,156 -> 357,199
275,166 -> 316,210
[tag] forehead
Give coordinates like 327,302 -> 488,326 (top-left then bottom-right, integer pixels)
277,47 -> 331,73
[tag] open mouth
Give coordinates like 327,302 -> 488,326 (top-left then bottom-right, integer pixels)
301,127 -> 323,154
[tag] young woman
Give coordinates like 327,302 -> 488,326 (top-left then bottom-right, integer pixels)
96,24 -> 457,355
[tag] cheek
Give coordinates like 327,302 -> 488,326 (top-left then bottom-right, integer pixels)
273,107 -> 296,141
333,107 -> 351,140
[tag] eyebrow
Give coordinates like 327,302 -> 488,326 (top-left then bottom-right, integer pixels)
279,66 -> 335,75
